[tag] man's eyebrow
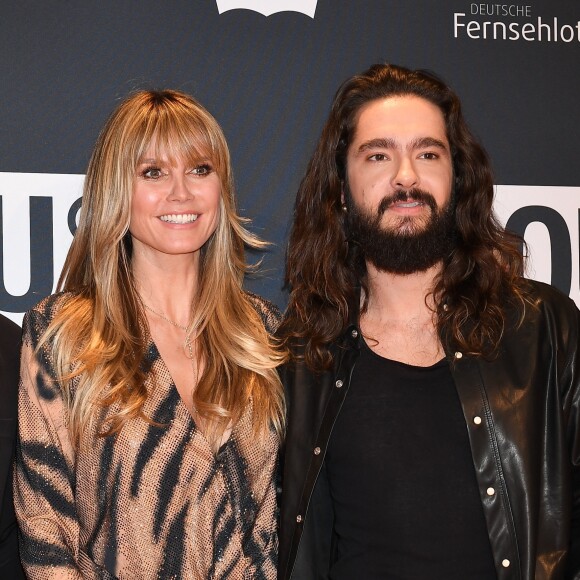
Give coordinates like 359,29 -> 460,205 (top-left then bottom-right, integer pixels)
356,138 -> 397,153
355,136 -> 449,155
409,136 -> 449,152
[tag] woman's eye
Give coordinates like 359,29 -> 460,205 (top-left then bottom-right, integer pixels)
191,164 -> 212,176
142,167 -> 164,179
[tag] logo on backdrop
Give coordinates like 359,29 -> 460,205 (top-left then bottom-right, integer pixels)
494,186 -> 579,305
216,0 -> 317,18
0,172 -> 83,324
454,4 -> 580,42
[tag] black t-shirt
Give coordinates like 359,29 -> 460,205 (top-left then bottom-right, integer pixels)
324,341 -> 497,579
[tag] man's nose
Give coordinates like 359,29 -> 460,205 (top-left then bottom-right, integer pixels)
392,158 -> 419,190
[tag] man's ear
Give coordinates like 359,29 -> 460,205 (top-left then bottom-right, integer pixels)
340,186 -> 348,213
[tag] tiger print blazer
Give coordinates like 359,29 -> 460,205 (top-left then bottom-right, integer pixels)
15,291 -> 281,580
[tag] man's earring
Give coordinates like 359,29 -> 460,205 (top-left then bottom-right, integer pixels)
342,203 -> 347,212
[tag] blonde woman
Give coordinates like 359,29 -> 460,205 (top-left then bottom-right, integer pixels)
14,90 -> 285,579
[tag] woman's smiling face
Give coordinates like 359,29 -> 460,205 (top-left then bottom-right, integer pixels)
129,143 -> 221,261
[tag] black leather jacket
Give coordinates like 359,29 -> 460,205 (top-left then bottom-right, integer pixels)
278,281 -> 580,580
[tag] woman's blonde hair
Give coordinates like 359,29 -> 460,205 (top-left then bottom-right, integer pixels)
43,90 -> 285,450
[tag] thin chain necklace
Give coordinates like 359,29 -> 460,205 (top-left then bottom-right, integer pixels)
142,303 -> 188,330
142,302 -> 194,359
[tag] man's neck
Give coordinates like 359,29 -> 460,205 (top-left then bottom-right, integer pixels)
364,262 -> 441,321
360,261 -> 444,366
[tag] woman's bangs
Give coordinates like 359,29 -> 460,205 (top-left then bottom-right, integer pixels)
148,112 -> 223,172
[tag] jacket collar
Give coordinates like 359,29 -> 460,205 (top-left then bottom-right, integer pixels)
340,285 -> 363,350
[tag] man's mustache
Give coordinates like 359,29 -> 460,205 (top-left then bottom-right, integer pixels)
377,189 -> 438,216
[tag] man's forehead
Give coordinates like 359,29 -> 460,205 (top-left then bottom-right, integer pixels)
350,95 -> 448,146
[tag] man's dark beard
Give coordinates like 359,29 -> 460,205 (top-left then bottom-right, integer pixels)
345,187 -> 456,275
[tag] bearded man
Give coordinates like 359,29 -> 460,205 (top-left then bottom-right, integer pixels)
277,64 -> 580,580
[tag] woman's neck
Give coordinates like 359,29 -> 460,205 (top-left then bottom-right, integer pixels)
132,251 -> 200,327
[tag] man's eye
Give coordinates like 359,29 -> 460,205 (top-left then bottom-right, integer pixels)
368,153 -> 388,161
192,164 -> 213,176
142,167 -> 164,179
419,152 -> 438,160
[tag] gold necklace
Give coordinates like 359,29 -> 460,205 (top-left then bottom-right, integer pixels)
142,303 -> 194,359
143,303 -> 188,330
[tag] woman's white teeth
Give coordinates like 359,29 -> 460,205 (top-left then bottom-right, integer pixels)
160,214 -> 198,224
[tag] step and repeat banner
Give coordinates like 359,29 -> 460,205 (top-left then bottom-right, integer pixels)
1,1 -> 579,324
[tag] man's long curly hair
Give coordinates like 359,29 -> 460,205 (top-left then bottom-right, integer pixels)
280,63 -> 533,372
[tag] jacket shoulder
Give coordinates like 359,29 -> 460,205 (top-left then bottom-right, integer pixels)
514,280 -> 580,370
0,314 -> 22,364
0,314 -> 21,342
244,291 -> 282,335
524,279 -> 579,319
0,313 -> 22,417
